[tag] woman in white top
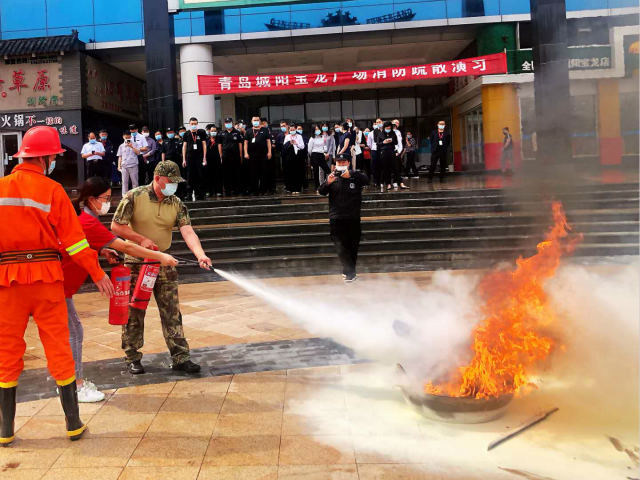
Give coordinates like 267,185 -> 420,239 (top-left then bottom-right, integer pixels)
283,125 -> 306,194
307,124 -> 332,190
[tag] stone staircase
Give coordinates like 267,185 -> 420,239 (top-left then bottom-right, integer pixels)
99,182 -> 639,282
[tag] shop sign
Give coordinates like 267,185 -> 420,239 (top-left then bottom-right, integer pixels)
0,63 -> 63,112
513,46 -> 612,74
199,52 -> 507,95
85,56 -> 144,120
0,111 -> 78,136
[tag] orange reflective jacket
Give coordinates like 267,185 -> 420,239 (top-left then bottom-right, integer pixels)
0,163 -> 104,286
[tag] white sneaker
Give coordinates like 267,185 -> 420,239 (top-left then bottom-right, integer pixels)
380,185 -> 384,193
83,380 -> 99,391
77,384 -> 105,403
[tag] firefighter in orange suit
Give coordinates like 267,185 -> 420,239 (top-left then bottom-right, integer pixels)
0,126 -> 114,446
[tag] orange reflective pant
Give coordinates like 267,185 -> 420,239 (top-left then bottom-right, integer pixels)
0,282 -> 75,384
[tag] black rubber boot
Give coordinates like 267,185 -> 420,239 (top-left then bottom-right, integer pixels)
58,381 -> 86,441
0,385 -> 17,447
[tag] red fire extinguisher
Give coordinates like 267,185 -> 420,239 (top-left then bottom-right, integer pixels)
109,263 -> 131,325
130,259 -> 160,311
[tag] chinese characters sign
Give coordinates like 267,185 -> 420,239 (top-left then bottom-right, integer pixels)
514,46 -> 612,74
0,111 -> 78,135
85,56 -> 144,120
0,63 -> 63,112
198,53 -> 508,95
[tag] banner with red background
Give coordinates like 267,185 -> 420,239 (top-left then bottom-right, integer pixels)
198,52 -> 507,95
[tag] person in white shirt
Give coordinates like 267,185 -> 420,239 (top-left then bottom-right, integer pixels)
117,130 -> 142,195
368,119 -> 381,187
307,124 -> 332,190
127,124 -> 148,181
392,119 -> 409,190
283,125 -> 306,194
81,132 -> 106,179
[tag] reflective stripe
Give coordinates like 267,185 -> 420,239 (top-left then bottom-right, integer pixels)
66,239 -> 89,256
67,424 -> 86,437
56,375 -> 76,387
0,381 -> 17,388
0,197 -> 51,213
0,435 -> 14,444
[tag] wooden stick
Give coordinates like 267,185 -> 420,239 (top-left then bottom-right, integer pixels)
488,407 -> 559,451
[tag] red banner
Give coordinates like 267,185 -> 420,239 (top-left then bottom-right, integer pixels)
198,52 -> 507,95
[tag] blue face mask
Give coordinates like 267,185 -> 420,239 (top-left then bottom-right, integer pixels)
47,159 -> 56,175
89,139 -> 97,144
179,131 -> 185,137
315,130 -> 321,136
335,127 -> 341,133
210,131 -> 217,137
252,121 -> 260,127
296,129 -> 303,134
189,124 -> 197,131
322,126 -> 328,132
168,133 -> 175,139
161,182 -> 178,197
364,132 -> 369,136
225,123 -> 233,129
281,127 -> 287,132
155,135 -> 162,141
385,128 -> 391,133
100,136 -> 107,141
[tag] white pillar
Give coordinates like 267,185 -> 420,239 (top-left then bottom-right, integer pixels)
179,44 -> 215,129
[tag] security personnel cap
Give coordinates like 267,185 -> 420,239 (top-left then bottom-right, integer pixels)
154,160 -> 185,183
166,127 -> 175,132
128,123 -> 137,130
224,117 -> 233,123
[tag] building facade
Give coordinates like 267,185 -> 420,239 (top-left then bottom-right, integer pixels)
0,0 -> 637,184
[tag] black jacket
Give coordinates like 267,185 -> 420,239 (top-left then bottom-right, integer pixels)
376,130 -> 398,152
430,130 -> 451,153
318,170 -> 369,220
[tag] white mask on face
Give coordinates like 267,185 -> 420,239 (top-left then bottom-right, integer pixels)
99,201 -> 111,216
161,182 -> 178,196
335,164 -> 348,172
438,124 -> 445,130
142,132 -> 150,138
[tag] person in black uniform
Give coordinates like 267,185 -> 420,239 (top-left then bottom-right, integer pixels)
318,155 -> 368,282
428,120 -> 451,181
244,115 -> 273,195
218,117 -> 244,196
161,127 -> 184,200
182,117 -> 208,200
376,121 -> 398,192
205,124 -> 223,197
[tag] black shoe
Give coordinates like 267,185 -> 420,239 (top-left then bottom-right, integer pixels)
0,385 -> 17,447
128,360 -> 145,375
172,360 -> 201,374
58,381 -> 86,441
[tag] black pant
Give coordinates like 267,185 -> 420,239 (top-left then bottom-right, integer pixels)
380,149 -> 395,186
310,152 -> 330,189
261,155 -> 276,194
205,154 -> 223,196
405,151 -> 418,177
428,150 -> 447,179
186,155 -> 205,200
247,155 -> 264,195
223,153 -> 242,195
284,150 -> 305,192
392,153 -> 403,184
85,160 -> 101,179
330,218 -> 362,278
370,150 -> 380,185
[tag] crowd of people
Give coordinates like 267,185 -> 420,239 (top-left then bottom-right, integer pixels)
83,117 -> 453,200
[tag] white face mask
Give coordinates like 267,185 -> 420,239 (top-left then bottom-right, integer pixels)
142,132 -> 150,138
438,125 -> 445,130
46,159 -> 56,175
161,182 -> 178,196
99,201 -> 111,216
335,164 -> 348,172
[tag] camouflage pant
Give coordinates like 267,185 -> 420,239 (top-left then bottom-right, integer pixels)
122,260 -> 190,365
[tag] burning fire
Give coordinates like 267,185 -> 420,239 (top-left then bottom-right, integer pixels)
425,202 -> 581,399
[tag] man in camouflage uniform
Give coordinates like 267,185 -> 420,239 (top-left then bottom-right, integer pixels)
111,161 -> 212,374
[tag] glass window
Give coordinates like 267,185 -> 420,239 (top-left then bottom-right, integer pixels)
191,16 -> 205,36
499,0 -> 529,15
269,105 -> 284,122
204,11 -> 225,35
379,98 -> 400,118
565,0 -> 605,11
0,29 -> 47,39
570,94 -> 597,156
393,1 -> 446,22
400,97 -> 416,117
224,14 -> 241,34
94,0 -> 142,24
174,18 -> 191,37
306,92 -> 341,122
0,0 -> 46,31
94,23 -> 143,42
46,0 -> 93,28
48,26 -> 96,42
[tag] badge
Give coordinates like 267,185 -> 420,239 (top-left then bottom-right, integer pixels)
193,144 -> 198,150
252,138 -> 256,143
350,183 -> 355,189
439,140 -> 443,146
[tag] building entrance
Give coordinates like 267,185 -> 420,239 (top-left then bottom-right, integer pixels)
0,132 -> 21,178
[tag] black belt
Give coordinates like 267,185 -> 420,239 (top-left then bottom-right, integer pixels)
0,249 -> 61,265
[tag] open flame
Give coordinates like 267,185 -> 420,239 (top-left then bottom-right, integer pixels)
425,201 -> 582,399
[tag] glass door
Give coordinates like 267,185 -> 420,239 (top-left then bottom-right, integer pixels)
463,107 -> 484,169
0,133 -> 21,177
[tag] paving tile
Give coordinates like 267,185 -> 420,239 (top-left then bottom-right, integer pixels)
198,465 -> 277,479
53,437 -> 140,468
352,435 -> 429,464
146,412 -> 218,438
203,435 -> 280,466
127,436 -> 208,467
173,376 -> 232,394
159,391 -> 225,414
100,393 -> 168,415
0,470 -> 48,480
86,413 -> 156,438
220,392 -> 284,414
214,412 -> 282,437
36,396 -> 107,417
282,412 -> 350,436
277,465 -> 359,479
278,436 -> 355,465
118,466 -> 200,480
0,438 -> 68,470
41,467 -> 122,479
228,375 -> 286,394
15,398 -> 50,417
356,464 -> 443,480
16,416 -> 76,440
